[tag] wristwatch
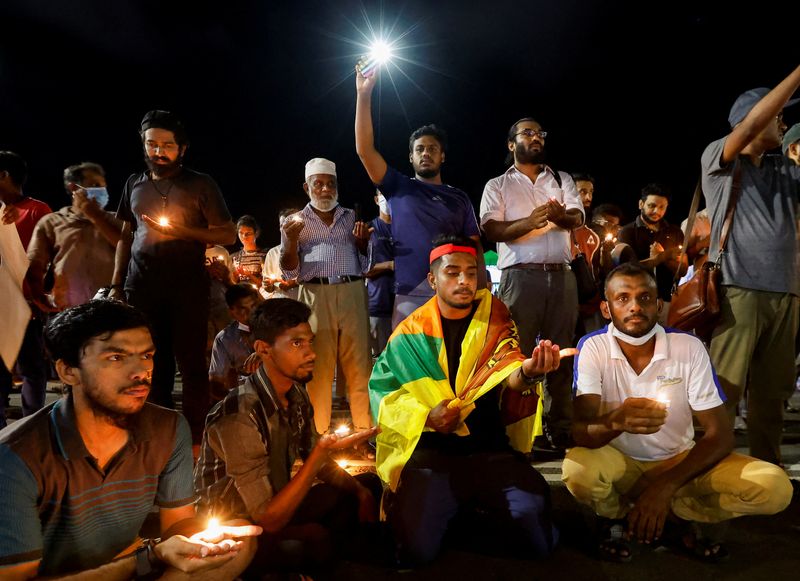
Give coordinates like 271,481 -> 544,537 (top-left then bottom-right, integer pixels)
134,539 -> 164,580
519,367 -> 545,386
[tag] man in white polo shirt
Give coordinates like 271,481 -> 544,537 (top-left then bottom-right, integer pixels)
562,263 -> 792,563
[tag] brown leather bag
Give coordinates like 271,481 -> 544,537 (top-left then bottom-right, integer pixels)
667,166 -> 741,340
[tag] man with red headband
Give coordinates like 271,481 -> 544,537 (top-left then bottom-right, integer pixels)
369,234 -> 575,566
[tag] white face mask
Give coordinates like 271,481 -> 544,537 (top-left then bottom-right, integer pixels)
611,322 -> 659,346
237,322 -> 251,332
309,195 -> 338,212
377,194 -> 390,216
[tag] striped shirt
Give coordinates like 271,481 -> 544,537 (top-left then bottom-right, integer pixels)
280,204 -> 367,281
0,397 -> 194,575
230,248 -> 267,282
194,367 -> 318,520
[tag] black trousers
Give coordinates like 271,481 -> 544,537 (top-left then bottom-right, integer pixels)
127,282 -> 210,443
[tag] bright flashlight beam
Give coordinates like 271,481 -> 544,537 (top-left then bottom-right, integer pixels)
369,40 -> 393,64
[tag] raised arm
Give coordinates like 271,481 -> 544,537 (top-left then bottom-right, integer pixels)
355,66 -> 389,184
722,64 -> 800,164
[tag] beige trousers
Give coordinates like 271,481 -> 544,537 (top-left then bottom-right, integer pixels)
298,280 -> 373,433
562,445 -> 792,523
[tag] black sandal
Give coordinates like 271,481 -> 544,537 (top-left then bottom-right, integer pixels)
597,518 -> 633,563
666,521 -> 730,563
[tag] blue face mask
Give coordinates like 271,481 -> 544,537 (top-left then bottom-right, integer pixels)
83,186 -> 109,209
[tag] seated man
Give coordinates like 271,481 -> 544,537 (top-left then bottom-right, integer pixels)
194,298 -> 381,578
0,300 -> 260,580
208,283 -> 261,401
562,263 -> 793,563
369,235 -> 572,566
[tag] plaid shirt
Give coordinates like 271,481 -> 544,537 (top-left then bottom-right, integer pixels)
280,204 -> 367,281
193,367 -> 317,519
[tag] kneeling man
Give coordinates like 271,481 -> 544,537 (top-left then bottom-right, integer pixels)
0,300 -> 259,580
563,263 -> 792,562
194,298 -> 380,578
370,235 -> 572,565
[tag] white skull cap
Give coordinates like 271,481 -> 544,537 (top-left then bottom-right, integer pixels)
305,158 -> 336,179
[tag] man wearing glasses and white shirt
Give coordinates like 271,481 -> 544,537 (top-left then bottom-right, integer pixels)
480,118 -> 585,453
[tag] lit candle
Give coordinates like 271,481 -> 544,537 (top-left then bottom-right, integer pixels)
158,216 -> 170,227
250,283 -> 258,290
656,393 -> 671,409
334,424 -> 351,437
605,233 -> 613,241
206,517 -> 222,538
336,458 -> 349,469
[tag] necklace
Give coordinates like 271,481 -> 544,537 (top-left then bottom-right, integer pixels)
151,176 -> 175,211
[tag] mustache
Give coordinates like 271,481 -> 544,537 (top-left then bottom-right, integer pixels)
119,380 -> 151,391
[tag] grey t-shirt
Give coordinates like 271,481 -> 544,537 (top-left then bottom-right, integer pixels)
117,168 -> 232,288
701,136 -> 799,295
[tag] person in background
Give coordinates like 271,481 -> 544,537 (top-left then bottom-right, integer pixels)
231,215 -> 267,287
617,183 -> 686,324
261,208 -> 300,300
208,283 -> 260,402
365,189 -> 394,356
26,162 -> 121,312
0,151 -> 52,429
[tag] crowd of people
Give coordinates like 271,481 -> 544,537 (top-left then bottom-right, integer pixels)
0,61 -> 799,578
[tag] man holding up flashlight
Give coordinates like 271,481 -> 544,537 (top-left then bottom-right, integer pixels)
563,263 -> 791,563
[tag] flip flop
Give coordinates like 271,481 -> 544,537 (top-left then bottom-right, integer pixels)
597,518 -> 633,563
668,521 -> 730,563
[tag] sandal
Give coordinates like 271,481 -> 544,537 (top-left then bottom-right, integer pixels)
597,518 -> 633,563
669,521 -> 730,563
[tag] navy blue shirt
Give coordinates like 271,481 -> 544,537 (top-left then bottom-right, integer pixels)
367,217 -> 395,317
378,167 -> 480,295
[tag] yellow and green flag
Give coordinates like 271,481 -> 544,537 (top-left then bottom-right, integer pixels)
369,289 -> 543,490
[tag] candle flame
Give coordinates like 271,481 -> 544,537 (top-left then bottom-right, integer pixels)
335,424 -> 351,437
158,216 -> 170,227
336,458 -> 349,469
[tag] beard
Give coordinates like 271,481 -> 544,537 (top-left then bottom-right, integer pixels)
513,142 -> 546,165
145,153 -> 183,178
442,291 -> 475,310
309,195 -> 338,212
414,164 -> 440,179
82,377 -> 150,429
640,210 -> 662,226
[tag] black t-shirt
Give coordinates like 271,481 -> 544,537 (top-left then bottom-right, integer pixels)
618,216 -> 684,300
117,168 -> 232,289
417,304 -> 510,455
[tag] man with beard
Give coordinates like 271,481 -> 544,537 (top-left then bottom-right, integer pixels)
617,183 -> 685,323
195,298 -> 380,578
0,300 -> 261,579
562,263 -> 792,563
480,118 -> 584,453
370,236 -> 569,565
279,158 -> 373,438
355,66 -> 485,328
109,110 -> 236,445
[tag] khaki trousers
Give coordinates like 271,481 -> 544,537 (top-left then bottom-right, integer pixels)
562,445 -> 792,523
709,286 -> 799,464
298,281 -> 373,433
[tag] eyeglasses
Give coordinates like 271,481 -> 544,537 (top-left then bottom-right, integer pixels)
514,129 -> 547,139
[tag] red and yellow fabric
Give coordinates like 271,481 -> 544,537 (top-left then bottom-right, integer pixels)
368,288 -> 543,490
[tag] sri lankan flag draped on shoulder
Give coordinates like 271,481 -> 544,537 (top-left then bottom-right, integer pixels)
369,288 -> 543,490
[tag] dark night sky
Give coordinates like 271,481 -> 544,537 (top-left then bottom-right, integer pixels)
2,0 -> 798,249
